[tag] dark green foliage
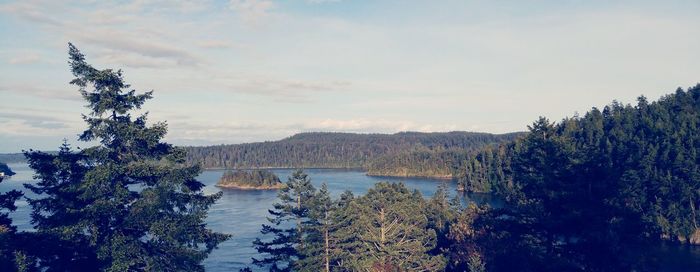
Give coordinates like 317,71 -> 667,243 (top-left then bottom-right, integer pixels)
444,203 -> 487,272
217,169 -> 282,188
468,86 -> 700,271
296,183 -> 333,272
0,163 -> 22,271
341,182 -> 446,271
253,170 -> 316,271
367,148 -> 466,178
454,144 -> 514,193
184,132 -> 523,173
20,44 -> 229,271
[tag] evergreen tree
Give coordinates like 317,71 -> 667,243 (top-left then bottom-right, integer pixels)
297,183 -> 333,272
342,182 -> 445,271
253,170 -> 316,271
426,182 -> 455,254
22,43 -> 229,271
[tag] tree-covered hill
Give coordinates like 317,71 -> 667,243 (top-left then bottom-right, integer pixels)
217,170 -> 283,189
184,131 -> 524,173
452,85 -> 700,269
0,154 -> 28,164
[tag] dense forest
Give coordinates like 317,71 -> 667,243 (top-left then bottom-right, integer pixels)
247,85 -> 700,271
366,148 -> 468,178
183,131 -> 523,176
217,170 -> 283,189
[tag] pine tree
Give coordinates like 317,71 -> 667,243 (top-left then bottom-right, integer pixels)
343,182 -> 445,271
22,43 -> 229,271
297,183 -> 333,272
23,142 -> 96,269
253,169 -> 316,271
426,182 -> 455,253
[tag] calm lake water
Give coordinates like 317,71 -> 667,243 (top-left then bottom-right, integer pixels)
1,163 -> 495,271
3,163 -> 700,271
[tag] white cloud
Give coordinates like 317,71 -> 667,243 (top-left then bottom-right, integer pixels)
197,40 -> 237,49
0,84 -> 82,101
229,0 -> 276,25
8,53 -> 41,64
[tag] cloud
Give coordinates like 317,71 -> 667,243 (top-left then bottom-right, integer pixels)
215,75 -> 351,101
229,0 -> 275,25
0,1 -> 63,26
0,111 -> 75,134
8,53 -> 41,64
69,28 -> 202,66
0,84 -> 82,102
197,40 -> 237,49
307,0 -> 342,4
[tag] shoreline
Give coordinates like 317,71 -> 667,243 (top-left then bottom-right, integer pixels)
203,167 -> 455,180
215,183 -> 284,190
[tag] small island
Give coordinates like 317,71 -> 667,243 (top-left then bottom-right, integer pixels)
216,169 -> 284,190
0,162 -> 15,179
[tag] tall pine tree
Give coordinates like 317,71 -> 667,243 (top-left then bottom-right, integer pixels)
253,169 -> 316,271
22,43 -> 229,271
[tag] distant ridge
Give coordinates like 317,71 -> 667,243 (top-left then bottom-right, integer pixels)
184,131 -> 525,176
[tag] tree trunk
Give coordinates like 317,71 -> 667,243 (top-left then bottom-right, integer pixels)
297,194 -> 303,249
380,208 -> 386,244
325,227 -> 330,272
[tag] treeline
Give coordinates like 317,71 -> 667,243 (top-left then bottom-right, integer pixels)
217,170 -> 282,189
366,148 -> 468,178
184,132 -> 523,174
453,144 -> 514,193
251,85 -> 700,271
0,154 -> 28,164
249,170 -> 458,271
454,85 -> 700,270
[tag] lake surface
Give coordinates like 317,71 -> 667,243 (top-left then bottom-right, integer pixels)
3,163 -> 700,271
1,163 -> 495,271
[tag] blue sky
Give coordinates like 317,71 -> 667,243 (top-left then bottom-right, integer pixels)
1,0 -> 699,152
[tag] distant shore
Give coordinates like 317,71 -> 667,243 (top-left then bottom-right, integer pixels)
215,183 -> 284,190
206,167 -> 456,180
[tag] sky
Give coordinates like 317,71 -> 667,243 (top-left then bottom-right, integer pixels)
1,0 -> 699,152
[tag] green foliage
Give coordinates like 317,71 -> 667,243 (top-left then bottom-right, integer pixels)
19,44 -> 229,271
184,132 -> 523,176
218,169 -> 282,188
0,163 -> 22,271
367,148 -> 466,178
253,170 -> 316,271
467,86 -> 700,271
342,182 -> 446,271
454,144 -> 514,193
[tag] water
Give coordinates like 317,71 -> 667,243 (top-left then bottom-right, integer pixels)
1,163 -> 495,271
4,163 -> 700,271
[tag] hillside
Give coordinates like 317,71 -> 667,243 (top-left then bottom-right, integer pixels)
216,169 -> 283,190
184,131 -> 524,176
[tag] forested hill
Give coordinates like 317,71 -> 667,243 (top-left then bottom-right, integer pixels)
184,131 -> 524,170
